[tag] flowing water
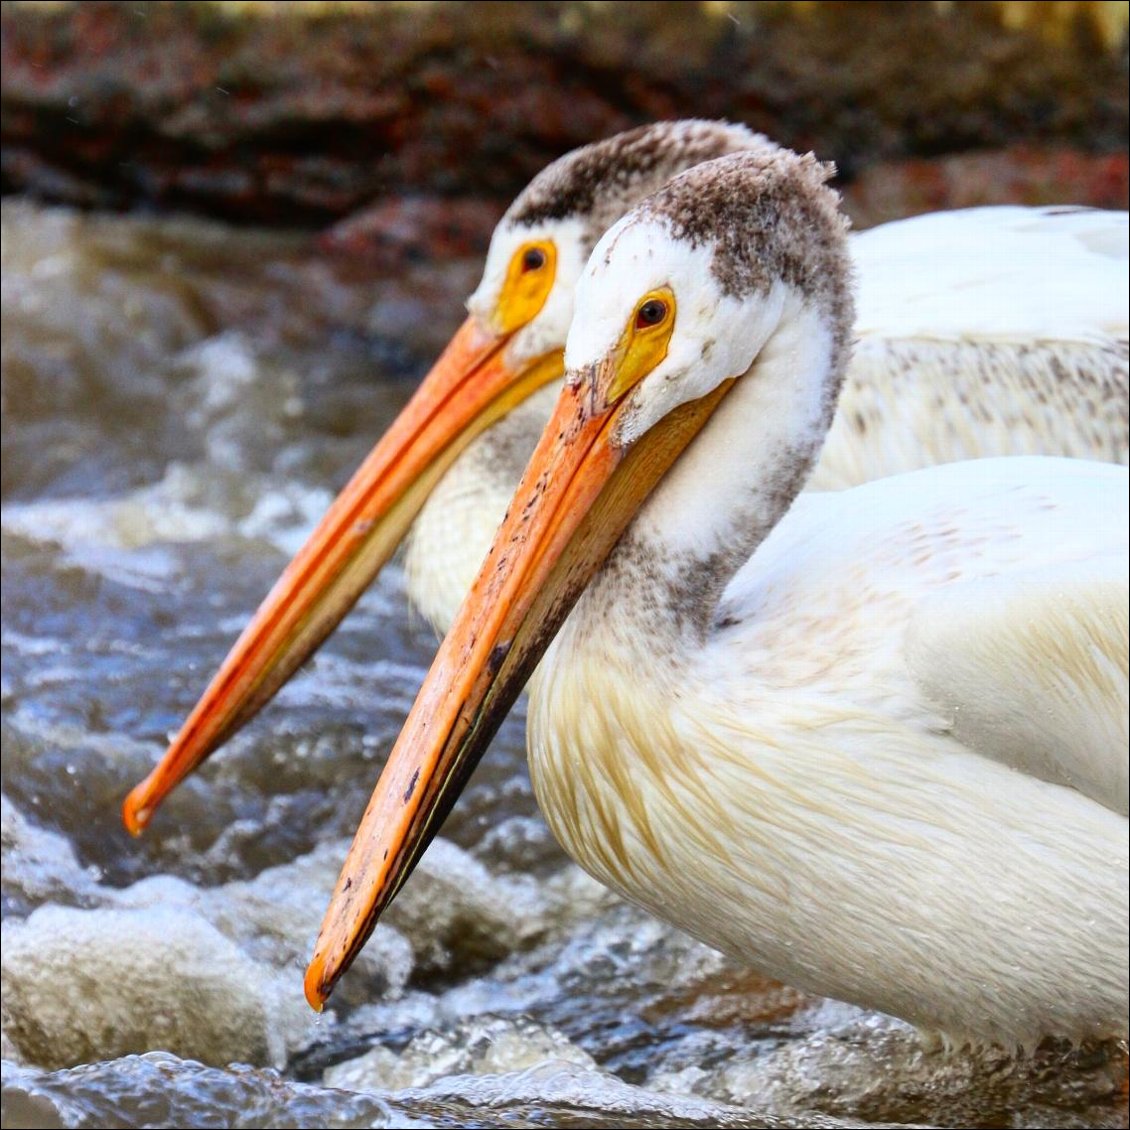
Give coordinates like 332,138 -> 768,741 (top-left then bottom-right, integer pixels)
1,197 -> 1126,1129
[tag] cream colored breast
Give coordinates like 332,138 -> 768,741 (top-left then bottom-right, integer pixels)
525,459 -> 1128,1048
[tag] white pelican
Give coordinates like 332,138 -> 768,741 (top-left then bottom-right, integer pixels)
303,150 -> 1128,1048
123,122 -> 1129,840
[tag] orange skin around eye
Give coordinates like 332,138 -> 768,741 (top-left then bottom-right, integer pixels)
493,239 -> 558,335
607,287 -> 677,403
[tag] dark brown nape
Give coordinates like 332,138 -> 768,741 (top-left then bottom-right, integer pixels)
643,150 -> 854,366
506,120 -> 776,245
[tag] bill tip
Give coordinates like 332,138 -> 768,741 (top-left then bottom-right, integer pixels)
303,957 -> 330,1012
121,789 -> 151,837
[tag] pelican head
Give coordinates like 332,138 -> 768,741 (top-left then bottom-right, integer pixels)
304,147 -> 854,1008
122,121 -> 767,834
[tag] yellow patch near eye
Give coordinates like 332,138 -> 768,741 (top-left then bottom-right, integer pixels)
607,287 -> 677,403
494,240 -> 558,336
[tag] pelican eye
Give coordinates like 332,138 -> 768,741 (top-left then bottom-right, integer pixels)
607,286 -> 677,401
522,247 -> 547,273
636,299 -> 668,329
494,240 -> 558,334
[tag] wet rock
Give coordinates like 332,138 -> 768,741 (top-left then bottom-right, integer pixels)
105,844 -> 414,1014
711,1009 -> 1130,1129
0,837 -> 415,1070
842,147 -> 1130,230
0,793 -> 103,916
0,903 -> 311,1070
384,837 -> 562,977
320,196 -> 504,268
187,841 -> 416,1013
3,3 -> 1126,226
406,1059 -> 816,1129
0,1049 -> 893,1129
473,812 -> 568,876
641,966 -> 814,1032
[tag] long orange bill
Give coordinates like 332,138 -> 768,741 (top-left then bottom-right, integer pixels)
123,317 -> 563,835
303,359 -> 736,1010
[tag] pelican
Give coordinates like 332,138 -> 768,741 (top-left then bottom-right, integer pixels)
303,149 -> 1128,1048
123,121 -> 1128,838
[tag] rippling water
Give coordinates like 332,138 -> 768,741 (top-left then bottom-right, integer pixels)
1,198 -> 1126,1129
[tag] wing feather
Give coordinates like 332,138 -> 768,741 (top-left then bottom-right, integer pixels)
906,555 -> 1129,814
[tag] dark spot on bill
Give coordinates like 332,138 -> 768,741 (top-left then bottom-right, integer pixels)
403,768 -> 420,803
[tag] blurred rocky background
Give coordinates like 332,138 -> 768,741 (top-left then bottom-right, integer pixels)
2,0 -> 1128,262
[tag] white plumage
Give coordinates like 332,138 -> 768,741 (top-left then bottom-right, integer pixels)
850,205 -> 1127,347
532,457 -> 1127,1047
124,134 -> 1129,831
819,205 -> 1129,488
127,133 -> 1130,1039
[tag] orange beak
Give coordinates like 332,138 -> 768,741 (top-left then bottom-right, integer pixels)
302,358 -> 736,1011
123,317 -> 563,835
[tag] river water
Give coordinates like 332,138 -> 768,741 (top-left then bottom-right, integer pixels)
1,198 -> 1126,1129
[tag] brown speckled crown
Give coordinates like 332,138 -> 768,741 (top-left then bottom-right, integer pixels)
640,149 -> 855,370
505,120 -> 773,246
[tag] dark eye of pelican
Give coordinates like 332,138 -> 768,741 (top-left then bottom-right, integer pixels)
636,299 -> 668,329
521,247 -> 547,272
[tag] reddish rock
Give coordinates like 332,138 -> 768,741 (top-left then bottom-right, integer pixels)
842,147 -> 1130,229
320,195 -> 505,266
2,2 -> 1127,232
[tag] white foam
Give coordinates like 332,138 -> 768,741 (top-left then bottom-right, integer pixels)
1,794 -> 103,910
1,458 -> 341,588
180,333 -> 260,417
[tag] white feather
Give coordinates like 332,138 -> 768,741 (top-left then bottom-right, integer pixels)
518,181 -> 1128,1046
851,206 -> 1128,346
